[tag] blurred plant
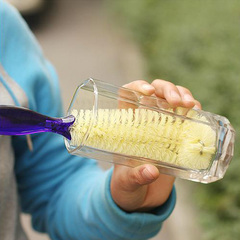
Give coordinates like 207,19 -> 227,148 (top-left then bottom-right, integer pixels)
107,1 -> 240,239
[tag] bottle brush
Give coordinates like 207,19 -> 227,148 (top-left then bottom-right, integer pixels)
0,78 -> 235,183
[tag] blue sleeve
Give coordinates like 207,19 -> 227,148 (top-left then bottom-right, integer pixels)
0,1 -> 176,239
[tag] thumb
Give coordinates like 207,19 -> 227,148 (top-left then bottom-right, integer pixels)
126,164 -> 160,191
111,164 -> 160,211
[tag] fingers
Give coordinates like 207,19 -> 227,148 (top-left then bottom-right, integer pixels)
123,80 -> 155,96
176,85 -> 201,109
113,164 -> 160,192
151,79 -> 181,105
123,79 -> 201,109
111,164 -> 174,211
151,79 -> 200,108
176,85 -> 196,108
127,164 -> 160,189
151,79 -> 193,108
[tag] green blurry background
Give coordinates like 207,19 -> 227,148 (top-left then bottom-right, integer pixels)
107,1 -> 240,240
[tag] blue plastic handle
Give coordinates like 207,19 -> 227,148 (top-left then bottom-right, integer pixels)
0,105 -> 75,140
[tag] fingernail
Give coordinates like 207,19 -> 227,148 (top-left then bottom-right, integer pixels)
142,167 -> 155,180
142,84 -> 154,91
184,94 -> 194,102
170,90 -> 181,100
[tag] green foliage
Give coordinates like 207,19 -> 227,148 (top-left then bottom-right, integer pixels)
107,1 -> 240,239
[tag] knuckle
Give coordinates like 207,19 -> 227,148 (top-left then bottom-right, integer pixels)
152,79 -> 177,91
176,85 -> 192,94
152,79 -> 160,85
124,80 -> 148,89
152,79 -> 166,85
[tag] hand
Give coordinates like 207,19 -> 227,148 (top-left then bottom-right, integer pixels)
110,79 -> 201,212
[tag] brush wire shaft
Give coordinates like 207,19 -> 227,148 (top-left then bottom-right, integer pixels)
70,108 -> 216,170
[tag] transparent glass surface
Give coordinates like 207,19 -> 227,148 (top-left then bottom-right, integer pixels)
65,78 -> 235,183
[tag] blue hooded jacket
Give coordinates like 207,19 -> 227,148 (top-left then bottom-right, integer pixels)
0,1 -> 176,239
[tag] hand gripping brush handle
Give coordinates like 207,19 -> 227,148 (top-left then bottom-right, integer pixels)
0,105 -> 75,140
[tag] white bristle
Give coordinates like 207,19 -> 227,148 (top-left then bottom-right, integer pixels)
70,108 -> 216,170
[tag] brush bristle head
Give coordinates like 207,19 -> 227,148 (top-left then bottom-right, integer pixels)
69,108 -> 216,170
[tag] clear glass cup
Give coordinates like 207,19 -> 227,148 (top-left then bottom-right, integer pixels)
64,78 -> 235,183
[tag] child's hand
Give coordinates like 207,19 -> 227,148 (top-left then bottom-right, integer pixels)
110,79 -> 201,212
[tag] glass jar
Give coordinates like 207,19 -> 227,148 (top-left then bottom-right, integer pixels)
64,78 -> 235,183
